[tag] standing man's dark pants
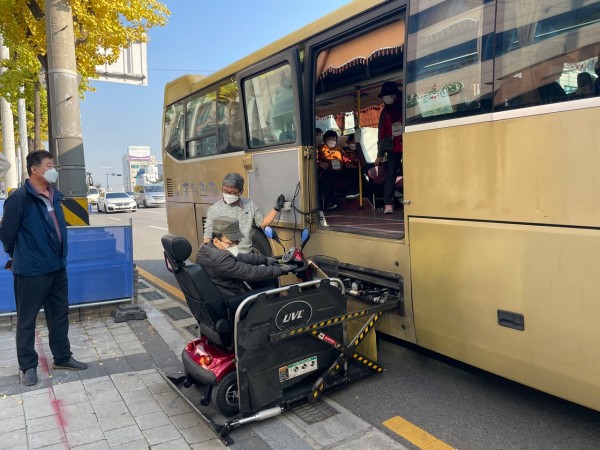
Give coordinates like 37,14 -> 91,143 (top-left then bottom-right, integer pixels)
14,268 -> 72,371
383,152 -> 403,206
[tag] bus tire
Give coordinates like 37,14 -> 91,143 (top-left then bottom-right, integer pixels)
249,227 -> 272,256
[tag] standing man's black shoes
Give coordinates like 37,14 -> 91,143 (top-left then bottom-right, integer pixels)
52,357 -> 88,371
20,367 -> 38,386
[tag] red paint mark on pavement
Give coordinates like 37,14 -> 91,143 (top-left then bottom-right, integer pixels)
35,329 -> 71,449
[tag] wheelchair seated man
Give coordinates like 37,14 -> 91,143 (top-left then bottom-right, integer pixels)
196,216 -> 295,299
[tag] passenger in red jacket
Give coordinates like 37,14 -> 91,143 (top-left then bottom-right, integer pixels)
374,81 -> 403,214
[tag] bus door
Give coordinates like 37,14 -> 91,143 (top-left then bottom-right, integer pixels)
237,49 -> 309,230
302,2 -> 416,344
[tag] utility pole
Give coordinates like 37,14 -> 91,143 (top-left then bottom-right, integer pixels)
0,35 -> 18,191
45,0 -> 88,225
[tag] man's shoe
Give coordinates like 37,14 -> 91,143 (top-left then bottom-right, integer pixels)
345,192 -> 360,199
326,203 -> 338,211
384,205 -> 394,214
52,357 -> 88,371
20,367 -> 38,386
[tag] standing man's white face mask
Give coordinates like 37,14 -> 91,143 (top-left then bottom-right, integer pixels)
383,95 -> 396,105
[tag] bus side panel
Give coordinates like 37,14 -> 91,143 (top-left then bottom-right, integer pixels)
404,107 -> 600,229
410,217 -> 600,411
165,202 -> 199,253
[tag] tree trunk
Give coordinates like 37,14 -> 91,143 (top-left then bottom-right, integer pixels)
34,80 -> 43,150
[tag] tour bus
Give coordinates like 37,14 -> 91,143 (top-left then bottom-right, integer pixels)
162,0 -> 600,411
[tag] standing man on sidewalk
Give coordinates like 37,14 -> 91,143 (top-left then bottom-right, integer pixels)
0,150 -> 87,386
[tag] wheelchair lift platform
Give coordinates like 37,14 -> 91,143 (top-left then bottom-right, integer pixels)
157,278 -> 401,446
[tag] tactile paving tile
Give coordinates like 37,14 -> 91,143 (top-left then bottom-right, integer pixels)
291,400 -> 339,424
141,291 -> 165,301
163,306 -> 193,321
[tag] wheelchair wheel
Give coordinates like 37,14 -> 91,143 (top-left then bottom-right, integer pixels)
213,371 -> 239,416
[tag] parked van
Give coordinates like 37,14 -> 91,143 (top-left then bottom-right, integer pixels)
134,184 -> 165,207
87,186 -> 100,204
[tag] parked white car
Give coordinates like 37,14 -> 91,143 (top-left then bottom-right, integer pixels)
97,192 -> 137,213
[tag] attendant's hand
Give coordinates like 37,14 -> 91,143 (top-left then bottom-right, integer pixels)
265,257 -> 278,266
374,156 -> 384,166
4,259 -> 12,270
274,194 -> 286,212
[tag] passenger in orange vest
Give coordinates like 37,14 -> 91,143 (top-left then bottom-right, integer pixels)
317,130 -> 359,210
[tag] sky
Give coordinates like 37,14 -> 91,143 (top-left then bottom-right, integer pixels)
81,0 -> 350,189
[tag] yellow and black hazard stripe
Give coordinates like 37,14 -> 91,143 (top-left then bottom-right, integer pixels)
271,301 -> 401,343
61,196 -> 89,226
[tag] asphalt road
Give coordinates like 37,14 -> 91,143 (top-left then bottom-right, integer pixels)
90,206 -> 600,449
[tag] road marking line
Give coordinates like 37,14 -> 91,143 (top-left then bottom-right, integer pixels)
108,217 -> 122,221
383,416 -> 455,450
137,267 -> 185,302
149,226 -> 169,230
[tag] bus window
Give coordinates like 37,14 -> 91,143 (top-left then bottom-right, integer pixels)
405,0 -> 495,125
494,1 -> 600,110
218,78 -> 244,153
243,64 -> 296,148
185,91 -> 217,158
163,102 -> 184,160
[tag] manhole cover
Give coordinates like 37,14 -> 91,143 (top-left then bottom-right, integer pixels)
185,324 -> 199,336
291,400 -> 339,424
163,306 -> 193,321
141,291 -> 164,301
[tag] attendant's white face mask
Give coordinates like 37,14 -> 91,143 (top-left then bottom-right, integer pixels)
383,95 -> 395,105
223,193 -> 240,204
326,140 -> 337,148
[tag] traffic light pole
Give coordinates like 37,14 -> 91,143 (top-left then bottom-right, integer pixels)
45,0 -> 89,225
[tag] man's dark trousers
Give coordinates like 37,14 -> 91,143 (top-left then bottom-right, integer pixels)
14,268 -> 72,371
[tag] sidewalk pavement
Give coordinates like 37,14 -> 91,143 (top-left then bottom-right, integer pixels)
0,278 -> 408,450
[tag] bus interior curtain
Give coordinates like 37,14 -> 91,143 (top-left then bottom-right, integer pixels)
316,21 -> 406,80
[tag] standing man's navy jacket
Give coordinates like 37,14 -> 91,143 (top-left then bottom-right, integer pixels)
0,180 -> 68,276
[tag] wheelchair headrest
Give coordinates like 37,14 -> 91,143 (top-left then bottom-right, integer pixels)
161,234 -> 192,262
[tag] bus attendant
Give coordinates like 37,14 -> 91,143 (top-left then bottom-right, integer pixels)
203,173 -> 285,253
374,81 -> 403,215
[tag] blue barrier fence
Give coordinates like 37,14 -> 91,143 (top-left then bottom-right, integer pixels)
0,225 -> 134,315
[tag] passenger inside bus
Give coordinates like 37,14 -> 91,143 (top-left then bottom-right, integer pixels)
572,72 -> 596,99
374,81 -> 403,215
317,130 -> 360,210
